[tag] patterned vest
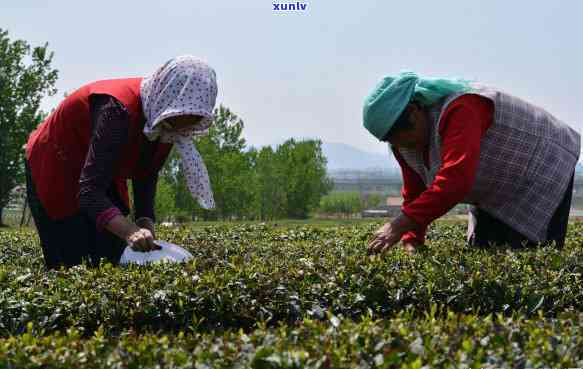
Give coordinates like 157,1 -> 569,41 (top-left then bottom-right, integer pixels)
397,85 -> 581,241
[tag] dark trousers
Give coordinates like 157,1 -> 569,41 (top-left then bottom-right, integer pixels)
25,161 -> 127,269
468,173 -> 575,249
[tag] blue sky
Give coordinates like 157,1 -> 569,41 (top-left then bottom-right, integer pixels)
2,0 -> 582,157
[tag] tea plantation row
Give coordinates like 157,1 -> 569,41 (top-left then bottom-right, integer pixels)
2,311 -> 582,368
0,221 -> 581,367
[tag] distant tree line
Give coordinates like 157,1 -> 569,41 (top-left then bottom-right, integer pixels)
149,106 -> 333,222
317,192 -> 383,218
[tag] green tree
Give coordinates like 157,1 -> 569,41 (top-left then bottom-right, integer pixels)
159,105 -> 257,221
0,29 -> 58,226
156,110 -> 332,222
274,139 -> 333,219
319,192 -> 362,217
254,146 -> 288,220
162,147 -> 199,221
362,193 -> 383,209
154,175 -> 178,222
192,106 -> 257,220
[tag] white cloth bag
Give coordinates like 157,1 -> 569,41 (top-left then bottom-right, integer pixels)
119,241 -> 194,265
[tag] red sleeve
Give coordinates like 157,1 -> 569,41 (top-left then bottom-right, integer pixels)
392,148 -> 428,244
401,94 -> 493,228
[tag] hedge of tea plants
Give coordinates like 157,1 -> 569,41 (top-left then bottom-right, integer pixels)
0,221 -> 582,368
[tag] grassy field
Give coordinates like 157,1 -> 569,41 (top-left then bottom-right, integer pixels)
0,220 -> 582,368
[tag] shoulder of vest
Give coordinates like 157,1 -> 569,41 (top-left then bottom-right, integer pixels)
86,78 -> 144,118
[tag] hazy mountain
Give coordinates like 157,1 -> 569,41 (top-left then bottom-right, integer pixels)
322,142 -> 398,171
301,141 -> 583,174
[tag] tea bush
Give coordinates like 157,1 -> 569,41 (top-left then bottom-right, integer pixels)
1,311 -> 582,368
0,221 -> 581,367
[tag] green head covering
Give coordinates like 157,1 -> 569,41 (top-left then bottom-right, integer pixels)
362,71 -> 473,140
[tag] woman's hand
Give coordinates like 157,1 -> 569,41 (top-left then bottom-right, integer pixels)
126,228 -> 160,252
105,215 -> 161,252
368,222 -> 402,254
135,217 -> 156,239
368,213 -> 420,254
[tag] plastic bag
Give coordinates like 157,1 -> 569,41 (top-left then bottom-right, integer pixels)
119,240 -> 194,266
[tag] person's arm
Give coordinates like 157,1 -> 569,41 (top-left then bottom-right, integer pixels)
133,171 -> 159,234
401,94 -> 494,228
368,149 -> 426,254
79,94 -> 157,251
392,148 -> 428,245
79,94 -> 129,228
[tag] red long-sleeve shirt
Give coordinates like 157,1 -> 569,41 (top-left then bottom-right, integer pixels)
393,94 -> 494,244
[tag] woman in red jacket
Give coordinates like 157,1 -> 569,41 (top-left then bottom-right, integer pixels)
25,56 -> 217,269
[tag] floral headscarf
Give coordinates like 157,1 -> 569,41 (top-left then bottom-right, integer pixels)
140,56 -> 217,209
